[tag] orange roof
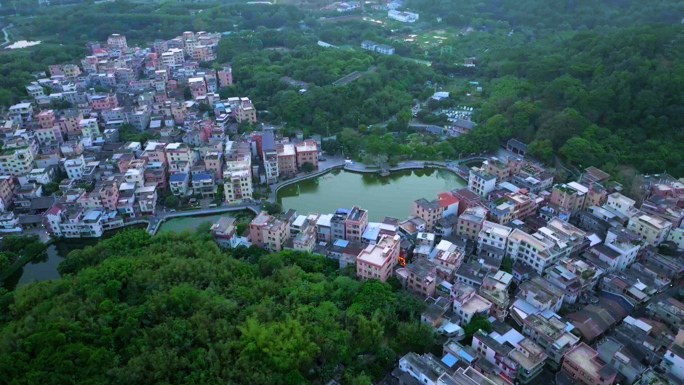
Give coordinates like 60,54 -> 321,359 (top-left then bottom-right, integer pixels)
437,192 -> 459,208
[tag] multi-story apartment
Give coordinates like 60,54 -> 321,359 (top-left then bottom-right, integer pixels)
217,66 -> 232,88
544,264 -> 582,304
0,139 -> 37,176
168,172 -> 189,196
401,258 -> 438,297
627,213 -> 672,246
135,186 -> 157,214
484,157 -> 522,180
235,97 -> 257,124
64,155 -> 86,179
478,221 -> 512,260
472,329 -> 547,384
191,173 -> 216,199
57,110 -> 83,135
506,219 -> 585,274
188,77 -> 207,99
249,211 -> 290,252
295,140 -> 318,170
478,271 -> 512,321
456,205 -> 488,240
517,276 -> 565,314
107,33 -> 127,49
0,176 -> 14,212
605,192 -> 637,217
451,281 -> 492,326
468,166 -> 497,197
8,103 -> 33,127
595,226 -> 643,271
521,312 -> 580,369
276,143 -> 297,176
203,153 -> 222,179
344,205 -> 368,242
89,93 -> 118,109
562,343 -> 618,385
356,234 -> 401,282
550,182 -> 588,212
79,118 -> 100,137
411,198 -> 443,232
36,109 -> 54,128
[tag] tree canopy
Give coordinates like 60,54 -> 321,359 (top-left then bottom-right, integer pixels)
0,229 -> 435,384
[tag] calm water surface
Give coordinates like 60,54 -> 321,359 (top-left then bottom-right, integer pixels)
277,169 -> 465,221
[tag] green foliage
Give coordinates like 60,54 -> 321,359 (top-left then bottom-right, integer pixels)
118,123 -> 157,143
300,162 -> 315,173
261,201 -> 282,215
463,313 -> 492,337
42,182 -> 60,195
0,230 -> 435,384
164,195 -> 179,208
500,256 -> 513,274
0,253 -> 10,275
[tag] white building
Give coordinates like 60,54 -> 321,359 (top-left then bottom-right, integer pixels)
388,10 -> 419,23
468,167 -> 497,197
478,221 -> 512,259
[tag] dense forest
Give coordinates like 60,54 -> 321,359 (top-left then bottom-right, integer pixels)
0,230 -> 435,385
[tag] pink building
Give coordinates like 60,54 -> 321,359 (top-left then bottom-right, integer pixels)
277,144 -> 297,176
217,67 -> 233,88
356,234 -> 401,282
295,140 -> 319,171
57,111 -> 83,136
90,94 -> 118,110
36,110 -> 55,129
344,205 -> 368,242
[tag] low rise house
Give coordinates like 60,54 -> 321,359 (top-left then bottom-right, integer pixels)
597,337 -> 646,385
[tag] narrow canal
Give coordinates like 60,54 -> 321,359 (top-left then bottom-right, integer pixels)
277,168 -> 465,221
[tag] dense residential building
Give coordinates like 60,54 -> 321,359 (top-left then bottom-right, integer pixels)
249,211 -> 289,252
627,213 -> 672,246
344,205 -> 368,242
356,234 -> 401,282
450,281 -> 492,326
468,166 -> 497,197
412,198 -> 444,232
456,206 -> 488,240
561,343 -> 618,385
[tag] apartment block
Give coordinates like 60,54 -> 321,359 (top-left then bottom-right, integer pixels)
550,182 -> 587,212
344,205 -> 368,242
356,234 -> 401,282
478,221 -> 512,260
295,140 -> 318,171
627,214 -> 672,246
450,281 -> 492,326
562,343 -> 617,385
478,271 -> 513,321
516,276 -> 564,313
521,312 -> 580,369
276,143 -> 296,176
412,198 -> 444,232
249,211 -> 290,252
468,166 -> 497,197
0,139 -> 37,176
457,205 -> 488,240
223,168 -> 252,203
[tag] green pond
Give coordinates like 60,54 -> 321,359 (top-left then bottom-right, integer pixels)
277,169 -> 465,221
157,211 -> 254,233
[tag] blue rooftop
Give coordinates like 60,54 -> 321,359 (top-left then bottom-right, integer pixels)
333,239 -> 349,247
169,173 -> 188,182
441,353 -> 458,368
192,173 -> 213,181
